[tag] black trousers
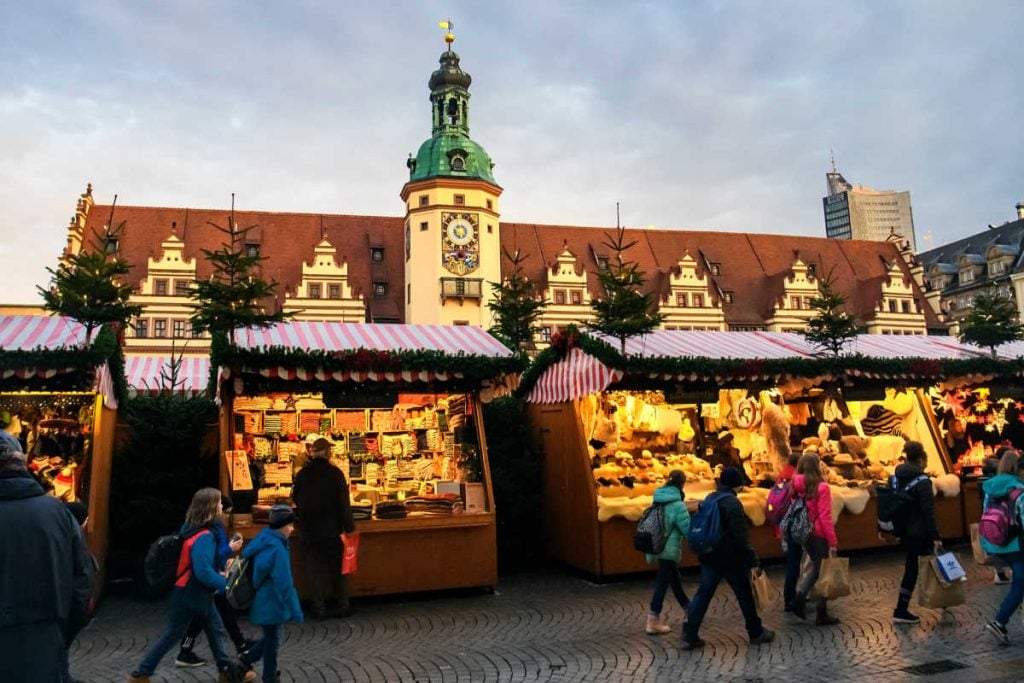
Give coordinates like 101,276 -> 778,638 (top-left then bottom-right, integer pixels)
181,591 -> 245,652
302,535 -> 347,611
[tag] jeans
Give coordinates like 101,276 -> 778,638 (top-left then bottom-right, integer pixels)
182,591 -> 246,652
796,536 -> 830,597
783,540 -> 802,607
243,623 -> 282,683
995,552 -> 1024,625
682,562 -> 764,642
649,559 -> 689,614
302,536 -> 346,612
136,589 -> 234,675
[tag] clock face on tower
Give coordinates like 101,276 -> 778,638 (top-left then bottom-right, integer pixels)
441,212 -> 480,275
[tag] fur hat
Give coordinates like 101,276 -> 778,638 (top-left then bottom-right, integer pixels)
719,466 -> 745,489
268,504 -> 296,529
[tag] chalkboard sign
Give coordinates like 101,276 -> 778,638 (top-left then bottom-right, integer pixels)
349,460 -> 366,480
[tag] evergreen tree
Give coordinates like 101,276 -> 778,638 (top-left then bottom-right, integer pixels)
803,269 -> 858,356
958,286 -> 1024,357
188,197 -> 290,345
38,205 -> 142,341
589,224 -> 665,352
487,247 -> 547,351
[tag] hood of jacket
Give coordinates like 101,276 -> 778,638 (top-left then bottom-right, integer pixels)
0,470 -> 45,501
653,484 -> 684,505
243,527 -> 288,559
982,473 -> 1024,497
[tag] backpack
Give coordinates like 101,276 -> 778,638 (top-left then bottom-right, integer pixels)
765,479 -> 795,528
633,503 -> 668,554
687,493 -> 724,555
225,549 -> 269,611
979,488 -> 1024,547
780,496 -> 813,546
143,527 -> 208,593
876,474 -> 929,536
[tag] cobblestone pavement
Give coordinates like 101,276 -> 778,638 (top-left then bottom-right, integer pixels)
72,545 -> 1024,682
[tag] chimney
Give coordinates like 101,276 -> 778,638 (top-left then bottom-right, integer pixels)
1017,202 -> 1024,220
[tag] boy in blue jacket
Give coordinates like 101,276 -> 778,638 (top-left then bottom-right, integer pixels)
241,504 -> 304,682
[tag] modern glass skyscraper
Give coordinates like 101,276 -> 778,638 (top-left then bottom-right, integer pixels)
823,170 -> 916,251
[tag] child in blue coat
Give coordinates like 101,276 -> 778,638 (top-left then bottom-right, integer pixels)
241,505 -> 304,682
644,469 -> 691,634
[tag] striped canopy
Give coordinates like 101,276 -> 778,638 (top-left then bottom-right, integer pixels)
527,347 -> 624,404
125,355 -> 210,396
0,315 -> 88,352
606,330 -> 817,359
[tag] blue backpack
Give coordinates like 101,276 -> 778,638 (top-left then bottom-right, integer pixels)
687,493 -> 724,555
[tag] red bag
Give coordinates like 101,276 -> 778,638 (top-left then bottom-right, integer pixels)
341,532 -> 360,575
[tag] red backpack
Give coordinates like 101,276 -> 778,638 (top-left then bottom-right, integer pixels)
979,489 -> 1024,547
765,479 -> 795,528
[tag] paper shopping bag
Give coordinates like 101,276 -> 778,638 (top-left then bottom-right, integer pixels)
814,557 -> 852,600
970,523 -> 992,566
917,557 -> 965,609
750,568 -> 778,612
935,552 -> 966,583
341,531 -> 360,575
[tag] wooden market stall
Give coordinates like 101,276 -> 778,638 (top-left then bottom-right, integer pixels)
0,315 -> 122,577
124,354 -> 211,398
523,329 -> 1007,578
213,321 -> 520,597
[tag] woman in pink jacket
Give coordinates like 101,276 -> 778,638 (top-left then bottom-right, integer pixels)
790,453 -> 840,625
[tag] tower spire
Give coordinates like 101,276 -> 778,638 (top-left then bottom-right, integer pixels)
439,18 -> 455,50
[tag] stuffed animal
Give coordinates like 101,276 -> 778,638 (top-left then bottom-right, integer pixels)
760,402 -> 791,471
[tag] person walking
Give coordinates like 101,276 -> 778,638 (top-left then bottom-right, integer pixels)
982,451 -> 1024,645
644,469 -> 691,634
682,466 -> 775,650
0,431 -> 90,683
889,440 -> 942,625
128,488 -> 254,683
291,437 -> 355,620
787,453 -> 840,625
239,505 -> 304,682
176,495 -> 256,667
62,500 -> 99,683
777,451 -> 803,609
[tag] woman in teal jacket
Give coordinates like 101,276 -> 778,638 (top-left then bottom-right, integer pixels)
645,469 -> 691,634
982,451 -> 1024,645
240,505 -> 304,682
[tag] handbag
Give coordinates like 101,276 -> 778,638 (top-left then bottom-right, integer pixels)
750,567 -> 777,612
341,531 -> 360,575
970,523 -> 992,566
814,557 -> 852,600
935,551 -> 966,583
918,556 -> 966,609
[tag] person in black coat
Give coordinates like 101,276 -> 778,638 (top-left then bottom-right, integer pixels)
0,430 -> 90,683
681,467 -> 775,650
889,440 -> 942,624
291,437 -> 355,620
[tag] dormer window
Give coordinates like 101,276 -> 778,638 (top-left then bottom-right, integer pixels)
105,238 -> 119,254
246,244 -> 260,258
596,257 -> 609,270
960,268 -> 974,283
374,282 -> 388,297
807,264 -> 817,280
709,263 -> 721,276
991,260 -> 1006,276
723,291 -> 734,304
448,149 -> 467,172
370,247 -> 384,262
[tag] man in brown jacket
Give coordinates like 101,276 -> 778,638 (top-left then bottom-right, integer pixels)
291,437 -> 355,620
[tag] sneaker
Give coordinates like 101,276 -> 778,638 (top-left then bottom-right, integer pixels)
749,628 -> 775,645
892,610 -> 920,625
995,570 -> 1012,585
175,650 -> 205,667
987,620 -> 1010,646
238,639 -> 259,657
680,637 -> 705,650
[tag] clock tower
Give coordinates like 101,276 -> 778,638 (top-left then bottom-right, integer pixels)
401,29 -> 502,327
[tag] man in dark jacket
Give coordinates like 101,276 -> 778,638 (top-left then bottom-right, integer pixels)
291,437 -> 355,619
682,467 -> 775,650
0,430 -> 90,682
890,440 -> 942,624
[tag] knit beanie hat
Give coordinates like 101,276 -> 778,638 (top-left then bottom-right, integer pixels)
268,504 -> 296,529
719,466 -> 745,489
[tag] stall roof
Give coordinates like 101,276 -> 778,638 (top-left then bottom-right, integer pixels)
845,335 -> 985,360
0,315 -> 88,351
602,330 -> 817,359
125,355 -> 210,396
233,321 -> 513,357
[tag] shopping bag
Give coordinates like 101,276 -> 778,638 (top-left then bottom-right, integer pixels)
341,531 -> 360,575
814,557 -> 852,600
935,552 -> 966,583
917,557 -> 966,609
750,567 -> 778,612
970,523 -> 992,566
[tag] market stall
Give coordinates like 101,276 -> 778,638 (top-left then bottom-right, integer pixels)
214,321 -> 520,597
0,314 -> 122,574
124,354 -> 210,397
522,329 -> 1008,578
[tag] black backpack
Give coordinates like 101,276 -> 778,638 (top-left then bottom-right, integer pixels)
876,474 -> 929,536
633,503 -> 668,554
225,549 -> 269,610
143,527 -> 208,593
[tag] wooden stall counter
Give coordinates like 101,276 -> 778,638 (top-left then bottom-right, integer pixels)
233,512 -> 497,598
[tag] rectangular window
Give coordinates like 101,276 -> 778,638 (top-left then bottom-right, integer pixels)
692,294 -> 704,308
174,279 -> 190,296
308,284 -> 322,299
419,195 -> 429,207
540,327 -> 552,342
328,284 -> 341,299
246,244 -> 260,258
192,323 -> 203,338
888,300 -> 897,313
453,194 -> 465,205
154,279 -> 168,296
420,221 -> 429,232
961,269 -> 974,283
135,319 -> 148,338
676,293 -> 687,307
803,296 -> 813,309
486,199 -> 493,210
370,248 -> 384,262
554,290 -> 566,305
570,290 -> 582,305
790,296 -> 801,310
901,300 -> 910,314
374,282 -> 387,297
154,319 -> 167,338
173,320 -> 187,338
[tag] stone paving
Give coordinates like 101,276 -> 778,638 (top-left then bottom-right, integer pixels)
72,545 -> 1024,682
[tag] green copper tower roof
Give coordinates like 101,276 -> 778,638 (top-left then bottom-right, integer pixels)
406,49 -> 498,186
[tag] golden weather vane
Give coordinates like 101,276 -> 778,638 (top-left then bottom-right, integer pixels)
438,18 -> 455,46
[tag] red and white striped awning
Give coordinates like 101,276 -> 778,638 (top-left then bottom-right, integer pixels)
526,347 -> 623,404
605,330 -> 817,359
125,355 -> 210,396
0,315 -> 88,351
233,322 -> 513,357
845,335 -> 985,360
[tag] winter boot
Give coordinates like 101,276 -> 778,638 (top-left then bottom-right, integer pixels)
645,612 -> 671,635
815,600 -> 840,626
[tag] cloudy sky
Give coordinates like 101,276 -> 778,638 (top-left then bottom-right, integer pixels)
1,1 -> 1021,304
